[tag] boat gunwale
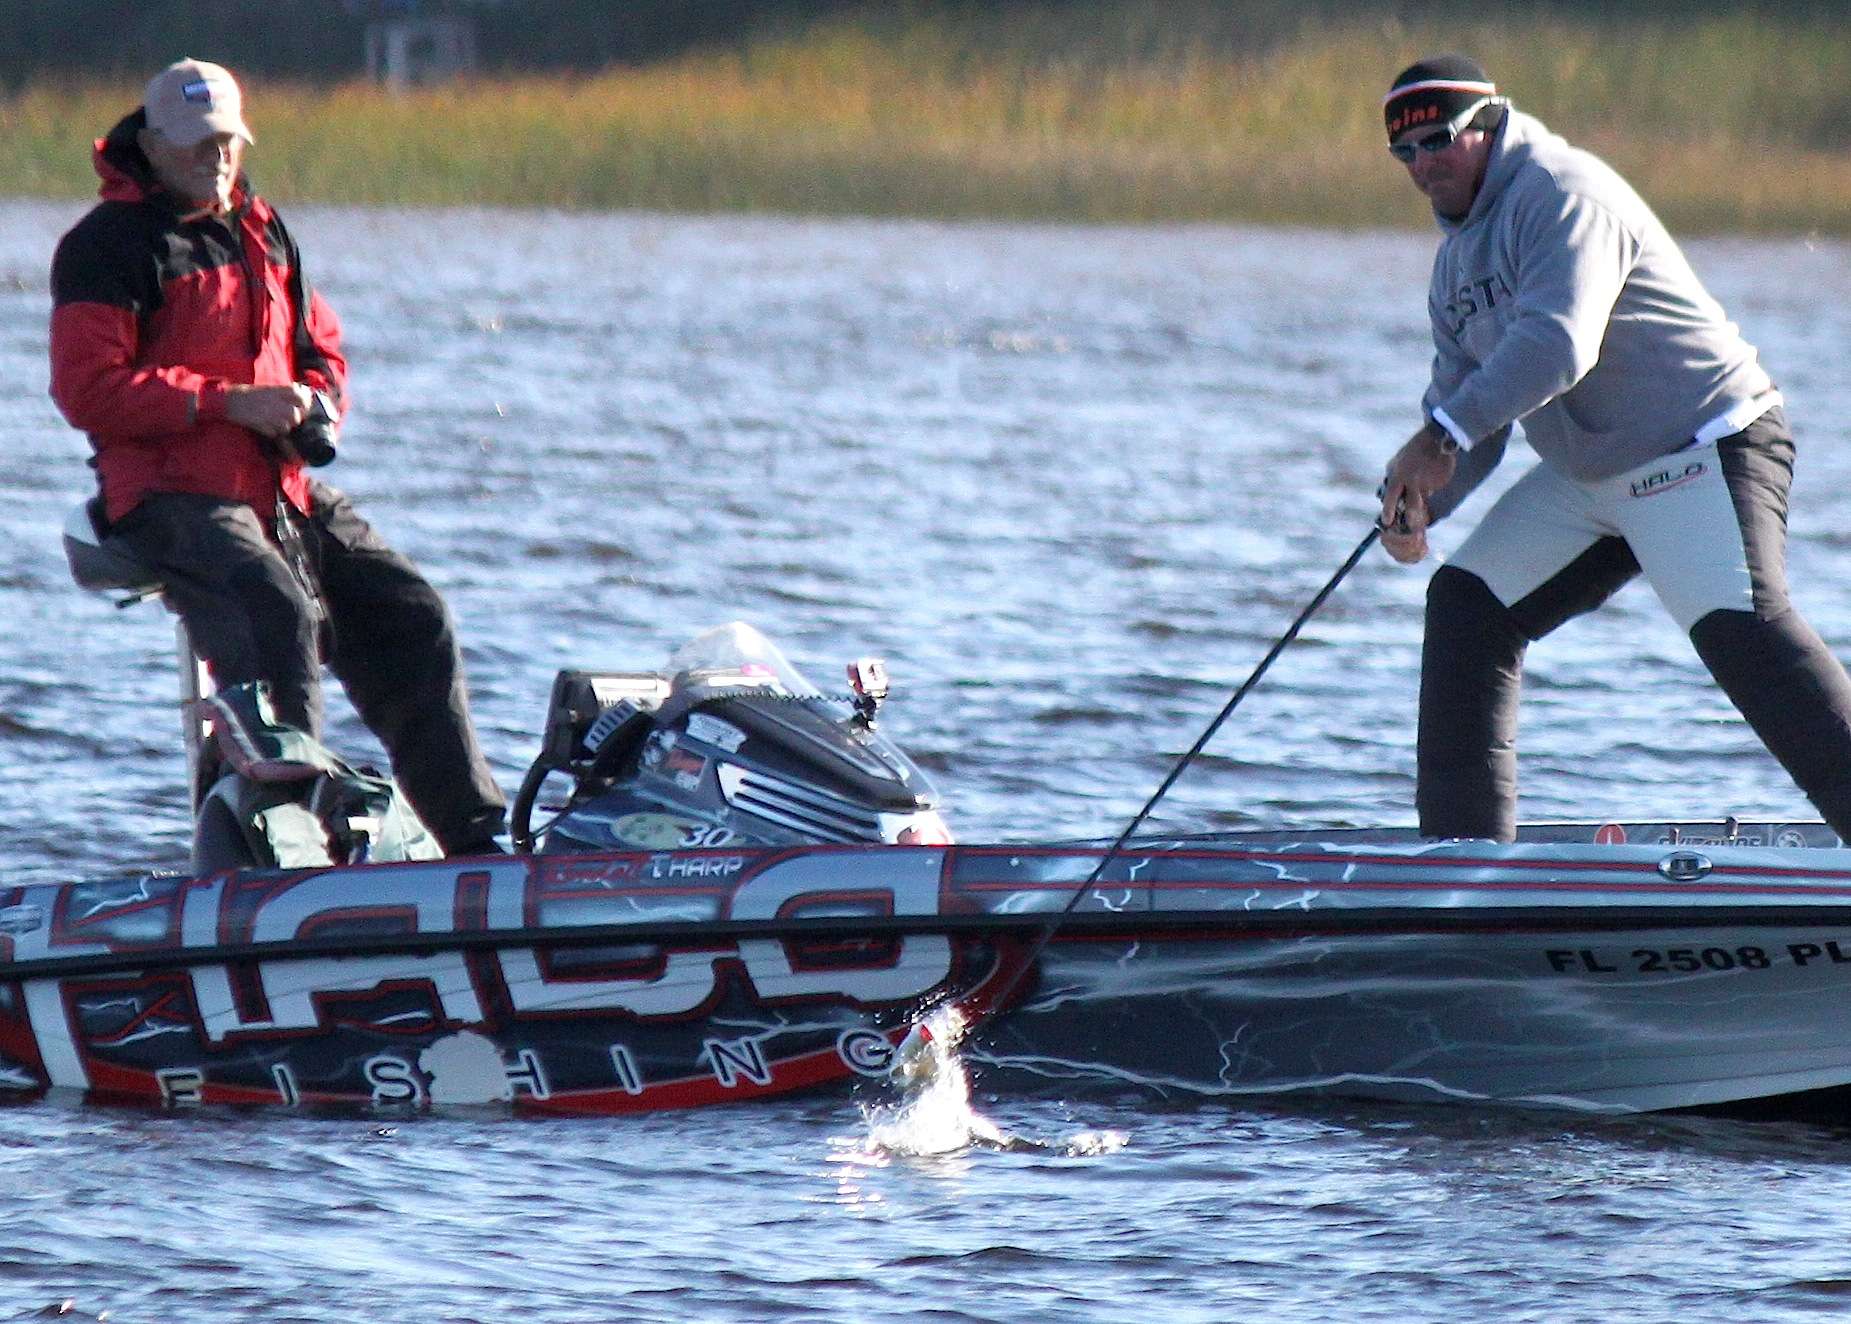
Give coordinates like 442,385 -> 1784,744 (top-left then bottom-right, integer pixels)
10,900 -> 1851,983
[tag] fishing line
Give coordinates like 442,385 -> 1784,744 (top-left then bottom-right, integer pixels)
889,522 -> 1385,1076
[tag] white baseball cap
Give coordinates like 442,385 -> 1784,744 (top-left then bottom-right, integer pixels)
143,58 -> 253,146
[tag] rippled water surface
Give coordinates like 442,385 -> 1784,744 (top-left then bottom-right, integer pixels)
2,200 -> 1850,1319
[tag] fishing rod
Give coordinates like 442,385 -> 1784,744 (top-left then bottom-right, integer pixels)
889,521 -> 1386,1078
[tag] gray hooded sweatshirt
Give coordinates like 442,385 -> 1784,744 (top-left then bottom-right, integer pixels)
1424,109 -> 1776,484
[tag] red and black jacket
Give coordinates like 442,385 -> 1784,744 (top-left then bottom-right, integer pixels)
49,109 -> 347,524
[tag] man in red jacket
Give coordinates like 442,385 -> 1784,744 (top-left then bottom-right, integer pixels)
50,59 -> 507,856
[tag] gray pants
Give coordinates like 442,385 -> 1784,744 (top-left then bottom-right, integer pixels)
1419,408 -> 1851,841
113,483 -> 506,853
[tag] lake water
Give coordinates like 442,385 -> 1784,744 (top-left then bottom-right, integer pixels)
1,199 -> 1849,1320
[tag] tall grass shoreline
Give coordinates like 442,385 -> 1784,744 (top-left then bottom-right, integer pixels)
4,9 -> 1847,235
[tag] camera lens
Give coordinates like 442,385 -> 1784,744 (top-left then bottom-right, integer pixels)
290,417 -> 338,466
288,391 -> 339,467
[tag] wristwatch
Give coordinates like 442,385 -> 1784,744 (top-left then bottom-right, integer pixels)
1427,421 -> 1460,455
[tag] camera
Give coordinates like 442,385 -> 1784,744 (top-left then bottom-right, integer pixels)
287,390 -> 339,467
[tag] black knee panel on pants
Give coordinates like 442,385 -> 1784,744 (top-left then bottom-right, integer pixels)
1690,608 -> 1851,838
1417,565 -> 1529,841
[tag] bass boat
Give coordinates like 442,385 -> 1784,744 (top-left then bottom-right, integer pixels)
17,514 -> 1851,1118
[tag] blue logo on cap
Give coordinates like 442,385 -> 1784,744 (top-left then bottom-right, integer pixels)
181,79 -> 213,105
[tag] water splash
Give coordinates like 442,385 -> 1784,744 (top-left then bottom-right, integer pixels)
862,1007 -> 1007,1155
858,1007 -> 1129,1158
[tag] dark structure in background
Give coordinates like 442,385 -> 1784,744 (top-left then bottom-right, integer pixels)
364,8 -> 479,90
0,0 -> 1836,88
0,0 -> 867,86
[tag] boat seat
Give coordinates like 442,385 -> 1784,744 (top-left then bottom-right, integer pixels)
62,497 -> 163,597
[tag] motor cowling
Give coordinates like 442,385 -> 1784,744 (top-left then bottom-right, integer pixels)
514,630 -> 951,854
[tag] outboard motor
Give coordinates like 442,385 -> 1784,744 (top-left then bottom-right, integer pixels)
513,623 -> 951,853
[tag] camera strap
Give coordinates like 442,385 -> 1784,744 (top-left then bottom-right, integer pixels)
284,225 -> 314,380
272,493 -> 329,643
273,216 -> 336,655
281,221 -> 343,406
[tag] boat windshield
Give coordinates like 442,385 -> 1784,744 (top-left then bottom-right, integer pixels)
665,622 -> 822,698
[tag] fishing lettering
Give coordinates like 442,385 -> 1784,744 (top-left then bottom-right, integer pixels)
6,850 -> 957,1101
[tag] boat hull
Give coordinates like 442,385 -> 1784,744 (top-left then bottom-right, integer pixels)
981,922 -> 1851,1113
5,821 -> 1851,1116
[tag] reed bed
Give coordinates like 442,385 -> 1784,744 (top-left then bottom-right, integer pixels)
3,6 -> 1847,233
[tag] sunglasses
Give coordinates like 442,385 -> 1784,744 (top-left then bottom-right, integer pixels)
1388,98 -> 1491,164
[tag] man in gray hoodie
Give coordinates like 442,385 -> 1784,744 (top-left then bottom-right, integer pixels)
1376,53 -> 1851,842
